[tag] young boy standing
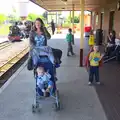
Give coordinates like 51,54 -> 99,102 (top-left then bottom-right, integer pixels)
88,45 -> 103,85
66,28 -> 75,56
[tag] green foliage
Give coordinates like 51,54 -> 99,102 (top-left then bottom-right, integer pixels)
74,16 -> 79,23
0,14 -> 7,24
27,13 -> 38,21
62,22 -> 70,28
67,16 -> 72,23
0,24 -> 10,35
27,13 -> 46,22
7,15 -> 20,22
66,15 -> 79,23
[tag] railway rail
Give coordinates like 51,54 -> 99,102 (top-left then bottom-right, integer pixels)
0,47 -> 29,78
0,42 -> 12,50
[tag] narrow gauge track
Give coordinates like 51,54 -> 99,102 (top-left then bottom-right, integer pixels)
0,47 -> 29,87
0,42 -> 12,50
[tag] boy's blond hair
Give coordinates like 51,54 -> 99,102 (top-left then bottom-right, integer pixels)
93,45 -> 99,52
36,66 -> 45,73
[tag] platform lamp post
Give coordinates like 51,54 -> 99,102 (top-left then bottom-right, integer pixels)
79,0 -> 85,67
70,11 -> 72,28
72,4 -> 74,30
72,4 -> 75,44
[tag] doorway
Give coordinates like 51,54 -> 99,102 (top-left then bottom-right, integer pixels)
109,11 -> 115,31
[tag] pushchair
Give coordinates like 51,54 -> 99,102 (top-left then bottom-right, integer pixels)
32,55 -> 61,113
103,39 -> 120,63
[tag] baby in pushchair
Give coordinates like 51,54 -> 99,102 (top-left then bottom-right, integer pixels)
36,66 -> 53,97
31,46 -> 61,113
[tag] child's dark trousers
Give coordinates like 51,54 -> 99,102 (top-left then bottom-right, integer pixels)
89,66 -> 99,83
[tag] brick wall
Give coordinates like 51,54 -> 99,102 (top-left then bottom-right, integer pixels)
114,11 -> 120,38
92,7 -> 120,43
102,10 -> 109,43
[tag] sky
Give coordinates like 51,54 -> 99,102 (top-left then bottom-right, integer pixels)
0,0 -> 46,15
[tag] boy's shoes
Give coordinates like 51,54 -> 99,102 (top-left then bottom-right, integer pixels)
55,59 -> 62,64
67,54 -> 70,57
59,60 -> 62,64
43,92 -> 47,97
96,82 -> 101,85
88,82 -> 92,85
55,77 -> 58,81
88,82 -> 101,85
72,53 -> 75,55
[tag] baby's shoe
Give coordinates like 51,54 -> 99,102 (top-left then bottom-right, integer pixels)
43,92 -> 47,97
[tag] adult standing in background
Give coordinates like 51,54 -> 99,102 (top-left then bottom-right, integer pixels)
51,19 -> 55,35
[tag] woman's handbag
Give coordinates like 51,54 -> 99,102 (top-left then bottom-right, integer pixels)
27,57 -> 33,70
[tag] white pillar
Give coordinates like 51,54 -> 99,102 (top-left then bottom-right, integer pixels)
80,0 -> 85,67
72,4 -> 75,33
17,0 -> 29,19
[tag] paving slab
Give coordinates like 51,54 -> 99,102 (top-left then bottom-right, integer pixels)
0,34 -> 107,120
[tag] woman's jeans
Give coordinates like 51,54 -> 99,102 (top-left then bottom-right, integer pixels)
89,66 -> 99,83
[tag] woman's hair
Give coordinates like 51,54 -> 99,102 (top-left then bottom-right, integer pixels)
32,18 -> 45,32
109,30 -> 116,37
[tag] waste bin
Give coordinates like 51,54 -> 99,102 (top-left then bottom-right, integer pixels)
95,29 -> 103,45
84,26 -> 91,37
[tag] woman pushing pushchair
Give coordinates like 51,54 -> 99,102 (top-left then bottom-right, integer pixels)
28,18 -> 61,112
31,45 -> 61,112
29,18 -> 62,65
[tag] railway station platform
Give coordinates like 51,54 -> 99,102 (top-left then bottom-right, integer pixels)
0,33 -> 109,120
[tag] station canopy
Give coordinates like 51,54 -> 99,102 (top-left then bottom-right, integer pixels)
30,0 -> 118,11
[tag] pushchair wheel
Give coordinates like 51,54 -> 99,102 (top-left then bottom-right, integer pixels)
56,90 -> 60,99
32,104 -> 41,113
32,104 -> 36,113
54,102 -> 60,111
54,90 -> 60,111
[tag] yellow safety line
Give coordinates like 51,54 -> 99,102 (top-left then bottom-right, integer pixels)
0,47 -> 29,77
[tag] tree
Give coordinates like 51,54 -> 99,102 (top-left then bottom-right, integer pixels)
0,14 -> 6,24
27,13 -> 46,22
7,14 -> 19,23
66,15 -> 79,23
74,16 -> 79,23
27,13 -> 38,21
39,15 -> 45,20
